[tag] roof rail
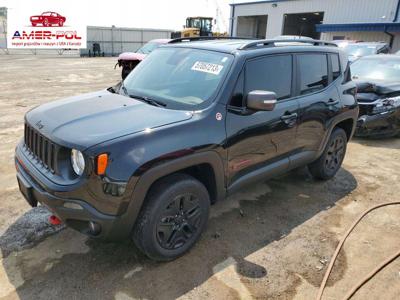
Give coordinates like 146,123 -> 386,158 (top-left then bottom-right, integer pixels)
169,36 -> 255,43
239,39 -> 338,50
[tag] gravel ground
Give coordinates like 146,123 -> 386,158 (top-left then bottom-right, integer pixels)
0,55 -> 399,300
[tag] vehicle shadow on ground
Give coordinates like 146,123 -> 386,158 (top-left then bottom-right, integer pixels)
351,136 -> 400,149
1,167 -> 357,299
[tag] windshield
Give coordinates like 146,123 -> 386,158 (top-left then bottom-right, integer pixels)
136,42 -> 160,54
123,47 -> 233,110
343,44 -> 377,57
351,57 -> 400,82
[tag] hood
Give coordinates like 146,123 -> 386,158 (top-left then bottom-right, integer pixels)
118,52 -> 146,61
25,90 -> 193,150
355,80 -> 400,102
348,55 -> 364,63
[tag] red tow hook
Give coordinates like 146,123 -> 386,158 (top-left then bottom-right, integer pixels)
49,215 -> 62,225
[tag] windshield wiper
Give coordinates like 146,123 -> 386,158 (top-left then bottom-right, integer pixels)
107,86 -> 116,93
129,94 -> 167,107
120,82 -> 166,107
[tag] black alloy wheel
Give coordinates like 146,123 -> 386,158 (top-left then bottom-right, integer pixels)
156,193 -> 202,250
133,173 -> 210,261
308,127 -> 348,180
325,134 -> 345,172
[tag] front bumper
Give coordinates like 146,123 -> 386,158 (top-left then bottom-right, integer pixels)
355,108 -> 400,138
15,156 -> 133,241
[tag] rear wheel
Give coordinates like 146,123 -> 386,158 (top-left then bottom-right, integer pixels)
133,173 -> 210,261
308,127 -> 348,180
59,20 -> 64,26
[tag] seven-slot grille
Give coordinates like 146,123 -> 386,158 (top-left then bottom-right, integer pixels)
24,123 -> 57,173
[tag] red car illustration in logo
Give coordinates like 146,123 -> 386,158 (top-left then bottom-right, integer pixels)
30,12 -> 66,27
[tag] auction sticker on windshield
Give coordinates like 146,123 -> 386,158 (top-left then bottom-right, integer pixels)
191,61 -> 224,75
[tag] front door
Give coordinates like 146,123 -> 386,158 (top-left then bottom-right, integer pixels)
226,54 -> 300,186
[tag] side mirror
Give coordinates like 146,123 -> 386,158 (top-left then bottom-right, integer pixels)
246,90 -> 277,111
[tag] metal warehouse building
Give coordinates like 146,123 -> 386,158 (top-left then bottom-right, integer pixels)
230,0 -> 400,51
0,7 -> 6,51
81,26 -> 172,57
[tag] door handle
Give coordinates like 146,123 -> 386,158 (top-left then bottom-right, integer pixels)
327,98 -> 339,105
280,112 -> 298,121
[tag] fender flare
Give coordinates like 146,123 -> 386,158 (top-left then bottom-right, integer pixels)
115,151 -> 226,238
317,111 -> 357,158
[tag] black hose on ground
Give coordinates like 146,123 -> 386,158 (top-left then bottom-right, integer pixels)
316,201 -> 400,300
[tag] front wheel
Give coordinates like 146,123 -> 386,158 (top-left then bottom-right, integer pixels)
133,173 -> 210,261
308,127 -> 348,180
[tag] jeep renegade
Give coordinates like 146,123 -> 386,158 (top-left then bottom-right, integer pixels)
15,38 -> 358,261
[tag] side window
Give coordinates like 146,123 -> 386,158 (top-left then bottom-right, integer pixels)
330,54 -> 341,81
298,54 -> 328,95
245,55 -> 292,100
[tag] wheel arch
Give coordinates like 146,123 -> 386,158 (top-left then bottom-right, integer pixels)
334,118 -> 354,141
317,113 -> 357,158
118,151 -> 226,237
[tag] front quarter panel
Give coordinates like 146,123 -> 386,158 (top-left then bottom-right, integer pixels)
85,104 -> 228,213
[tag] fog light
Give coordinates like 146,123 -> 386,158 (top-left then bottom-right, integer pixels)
63,202 -> 83,210
88,221 -> 101,236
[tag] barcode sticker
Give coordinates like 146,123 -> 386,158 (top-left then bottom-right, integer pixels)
191,61 -> 224,75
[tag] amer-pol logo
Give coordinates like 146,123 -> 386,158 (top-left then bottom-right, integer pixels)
12,30 -> 82,40
7,8 -> 87,49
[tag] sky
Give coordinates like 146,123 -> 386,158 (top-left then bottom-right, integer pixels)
0,0 -> 259,32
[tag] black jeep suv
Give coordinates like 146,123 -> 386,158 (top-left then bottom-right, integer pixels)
15,38 -> 358,261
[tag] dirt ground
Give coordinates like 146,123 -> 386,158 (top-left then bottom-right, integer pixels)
0,55 -> 399,300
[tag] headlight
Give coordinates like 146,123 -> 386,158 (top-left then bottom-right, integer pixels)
71,149 -> 85,176
372,96 -> 400,114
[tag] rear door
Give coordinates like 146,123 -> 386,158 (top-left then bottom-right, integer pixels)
226,54 -> 300,185
294,53 -> 342,160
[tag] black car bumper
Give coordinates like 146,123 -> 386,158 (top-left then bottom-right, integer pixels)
15,156 -> 133,241
355,109 -> 400,138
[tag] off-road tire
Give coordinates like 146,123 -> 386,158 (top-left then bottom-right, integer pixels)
308,127 -> 348,180
132,173 -> 210,261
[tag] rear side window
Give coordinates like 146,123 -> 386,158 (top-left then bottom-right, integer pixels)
298,54 -> 328,95
245,55 -> 292,100
330,54 -> 341,81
